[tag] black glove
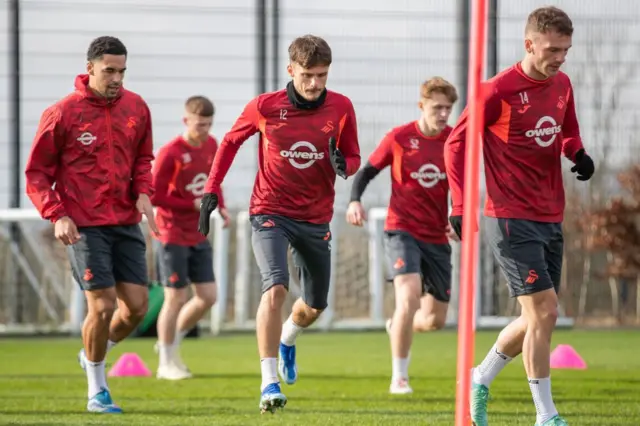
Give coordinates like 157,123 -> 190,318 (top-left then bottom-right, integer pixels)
449,216 -> 462,240
198,193 -> 218,236
329,137 -> 347,179
570,149 -> 594,181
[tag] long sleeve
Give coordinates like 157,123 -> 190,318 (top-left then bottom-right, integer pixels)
132,102 -> 155,197
349,132 -> 392,202
337,98 -> 361,176
204,97 -> 261,194
25,106 -> 68,222
561,83 -> 585,161
445,82 -> 503,216
350,163 -> 383,202
150,146 -> 195,210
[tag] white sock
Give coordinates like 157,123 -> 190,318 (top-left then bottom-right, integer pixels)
260,358 -> 279,391
106,340 -> 117,354
158,342 -> 176,366
280,317 -> 304,346
86,359 -> 108,398
392,357 -> 410,381
473,344 -> 513,387
174,329 -> 189,347
528,377 -> 558,424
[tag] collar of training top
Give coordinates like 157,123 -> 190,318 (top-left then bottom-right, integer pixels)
286,81 -> 327,110
74,74 -> 124,106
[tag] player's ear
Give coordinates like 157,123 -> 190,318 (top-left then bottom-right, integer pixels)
287,63 -> 294,78
182,116 -> 188,126
86,61 -> 94,76
524,38 -> 533,54
418,100 -> 424,110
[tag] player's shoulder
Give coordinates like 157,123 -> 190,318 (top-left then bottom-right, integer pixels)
205,134 -> 220,149
438,125 -> 453,140
53,90 -> 83,114
484,64 -> 522,97
554,70 -> 573,88
388,121 -> 417,139
326,89 -> 354,107
254,89 -> 288,113
157,136 -> 184,157
42,92 -> 82,126
121,88 -> 151,112
325,89 -> 353,112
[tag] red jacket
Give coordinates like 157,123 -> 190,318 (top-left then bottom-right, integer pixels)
25,74 -> 154,227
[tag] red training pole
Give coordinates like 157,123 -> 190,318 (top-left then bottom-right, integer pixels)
454,0 -> 488,425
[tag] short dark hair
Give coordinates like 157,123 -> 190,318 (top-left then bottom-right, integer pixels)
525,6 -> 574,36
87,36 -> 128,62
185,96 -> 215,117
288,35 -> 332,68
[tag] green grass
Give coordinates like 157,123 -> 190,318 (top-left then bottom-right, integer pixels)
1,330 -> 639,425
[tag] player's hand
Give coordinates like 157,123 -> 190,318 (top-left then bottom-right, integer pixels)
219,207 -> 231,228
329,137 -> 347,179
571,149 -> 595,181
346,201 -> 367,227
449,216 -> 462,240
198,193 -> 218,236
54,216 -> 81,245
446,223 -> 460,242
193,198 -> 202,212
137,193 -> 160,236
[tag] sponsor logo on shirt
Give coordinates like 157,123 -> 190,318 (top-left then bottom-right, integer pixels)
185,173 -> 208,196
77,132 -> 97,146
525,116 -> 562,147
410,164 -> 446,188
280,141 -> 325,169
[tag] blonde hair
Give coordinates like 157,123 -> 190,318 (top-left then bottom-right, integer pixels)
420,77 -> 458,103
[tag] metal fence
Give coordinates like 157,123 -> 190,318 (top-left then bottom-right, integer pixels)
1,0 -> 639,329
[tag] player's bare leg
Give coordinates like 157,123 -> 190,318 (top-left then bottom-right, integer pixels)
109,282 -> 149,342
469,315 -> 526,426
388,273 -> 422,394
171,283 -> 216,372
79,288 -> 121,413
519,289 -> 561,425
412,293 -> 447,332
258,285 -> 288,413
279,298 -> 324,386
156,287 -> 190,379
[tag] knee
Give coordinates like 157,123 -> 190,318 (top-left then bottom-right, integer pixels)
535,304 -> 559,325
261,284 -> 287,311
124,295 -> 149,322
397,293 -> 421,315
525,293 -> 559,326
164,288 -> 188,309
394,276 -> 422,315
90,297 -> 117,322
196,287 -> 217,309
301,303 -> 324,320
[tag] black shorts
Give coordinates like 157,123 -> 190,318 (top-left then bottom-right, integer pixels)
67,225 -> 148,291
486,217 -> 563,298
384,231 -> 452,303
156,241 -> 215,288
250,214 -> 332,310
